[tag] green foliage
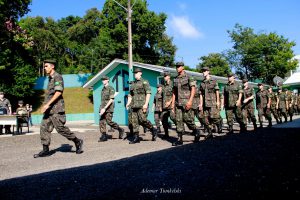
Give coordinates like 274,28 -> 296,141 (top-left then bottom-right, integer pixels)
197,53 -> 231,76
226,24 -> 297,84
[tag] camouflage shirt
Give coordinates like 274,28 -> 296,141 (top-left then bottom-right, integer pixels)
242,86 -> 255,108
100,85 -> 115,113
286,92 -> 293,104
269,92 -> 278,107
0,98 -> 11,114
297,96 -> 300,106
292,94 -> 297,106
45,71 -> 65,114
129,78 -> 151,109
256,90 -> 269,109
173,73 -> 196,107
223,81 -> 243,108
153,91 -> 163,112
278,92 -> 287,109
192,85 -> 200,110
200,79 -> 219,108
162,80 -> 173,110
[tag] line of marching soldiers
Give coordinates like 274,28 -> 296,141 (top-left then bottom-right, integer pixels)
98,62 -> 300,146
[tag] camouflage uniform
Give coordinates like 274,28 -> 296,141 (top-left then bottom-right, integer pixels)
256,87 -> 272,127
297,94 -> 300,114
129,71 -> 156,143
153,87 -> 163,132
0,97 -> 12,134
173,70 -> 200,145
269,91 -> 280,123
277,90 -> 288,123
40,71 -> 77,146
99,78 -> 124,141
286,91 -> 293,121
160,77 -> 176,138
242,85 -> 257,129
292,93 -> 298,115
199,78 -> 222,136
193,85 -> 204,127
223,81 -> 246,133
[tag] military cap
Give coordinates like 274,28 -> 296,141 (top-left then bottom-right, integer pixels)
44,59 -> 57,65
175,62 -> 184,67
242,78 -> 248,83
101,76 -> 109,80
201,67 -> 210,72
18,100 -> 24,104
267,85 -> 273,90
161,71 -> 171,76
0,91 -> 3,95
157,84 -> 163,88
283,88 -> 288,91
257,83 -> 264,86
227,72 -> 235,77
134,68 -> 142,73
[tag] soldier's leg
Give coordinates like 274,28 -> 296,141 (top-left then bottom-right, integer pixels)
33,115 -> 54,158
173,107 -> 184,146
127,109 -> 134,137
211,107 -> 222,134
98,113 -> 108,141
271,107 -> 279,123
288,107 -> 293,121
282,108 -> 288,122
203,108 -> 211,135
226,109 -> 234,134
235,106 -> 246,132
106,112 -> 124,139
129,110 -> 140,144
183,109 -> 200,142
154,111 -> 161,133
137,108 -> 157,141
248,108 -> 257,130
161,111 -> 170,138
264,108 -> 272,127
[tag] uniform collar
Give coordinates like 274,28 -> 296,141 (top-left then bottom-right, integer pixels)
49,71 -> 57,79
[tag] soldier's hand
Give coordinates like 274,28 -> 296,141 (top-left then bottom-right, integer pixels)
143,104 -> 148,113
276,105 -> 278,110
216,102 -> 220,110
41,104 -> 49,114
199,105 -> 203,111
236,101 -> 241,107
185,101 -> 192,110
243,99 -> 248,104
165,101 -> 171,108
100,108 -> 105,116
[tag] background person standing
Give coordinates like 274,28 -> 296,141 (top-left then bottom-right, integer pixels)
0,91 -> 12,134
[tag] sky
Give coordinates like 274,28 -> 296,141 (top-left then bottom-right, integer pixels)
25,0 -> 300,68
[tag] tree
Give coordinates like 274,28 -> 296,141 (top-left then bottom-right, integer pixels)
197,53 -> 231,76
227,24 -> 297,84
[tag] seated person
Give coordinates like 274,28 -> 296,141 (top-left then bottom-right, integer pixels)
16,100 -> 28,133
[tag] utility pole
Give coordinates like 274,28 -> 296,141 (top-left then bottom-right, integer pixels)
112,0 -> 134,82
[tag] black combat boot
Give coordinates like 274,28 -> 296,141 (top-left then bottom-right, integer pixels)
33,145 -> 50,158
253,122 -> 257,131
73,137 -> 84,154
151,127 -> 158,141
240,125 -> 247,133
193,129 -> 200,143
275,118 -> 279,124
143,127 -> 147,133
259,122 -> 263,128
129,133 -> 140,144
284,116 -> 287,123
172,133 -> 183,146
228,125 -> 233,134
290,116 -> 293,122
98,133 -> 108,142
205,128 -> 213,139
267,119 -> 272,128
118,127 -> 124,139
217,121 -> 223,134
162,128 -> 169,139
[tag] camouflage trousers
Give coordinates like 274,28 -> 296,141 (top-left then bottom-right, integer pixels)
257,107 -> 271,124
288,106 -> 294,117
194,109 -> 205,126
242,105 -> 256,125
225,106 -> 245,127
99,112 -> 120,134
154,111 -> 162,128
270,105 -> 279,121
277,107 -> 287,122
40,113 -> 76,146
202,106 -> 221,130
161,109 -> 176,130
131,108 -> 153,134
175,106 -> 197,133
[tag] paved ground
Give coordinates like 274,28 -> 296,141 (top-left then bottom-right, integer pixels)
0,116 -> 300,199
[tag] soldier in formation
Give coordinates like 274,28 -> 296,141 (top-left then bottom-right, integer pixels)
125,68 -> 157,144
256,83 -> 272,128
98,76 -> 124,142
285,89 -> 294,122
152,84 -> 163,134
267,86 -> 280,124
34,59 -> 83,158
171,62 -> 200,146
276,87 -> 288,123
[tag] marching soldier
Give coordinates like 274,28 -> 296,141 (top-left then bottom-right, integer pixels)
125,68 -> 157,144
276,87 -> 288,123
34,59 -> 83,158
297,93 -> 300,114
223,73 -> 246,133
292,92 -> 298,115
152,84 -> 163,134
241,79 -> 257,131
199,67 -> 222,139
193,84 -> 204,131
160,71 -> 176,139
171,62 -> 200,146
98,76 -> 124,142
286,89 -> 294,122
268,86 -> 280,124
256,83 -> 272,128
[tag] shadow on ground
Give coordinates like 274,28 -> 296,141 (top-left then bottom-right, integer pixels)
1,128 -> 300,200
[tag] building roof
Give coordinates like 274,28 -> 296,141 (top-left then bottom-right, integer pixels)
283,71 -> 300,86
83,59 -> 259,88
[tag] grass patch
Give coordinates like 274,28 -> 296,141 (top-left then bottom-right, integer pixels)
32,88 -> 94,114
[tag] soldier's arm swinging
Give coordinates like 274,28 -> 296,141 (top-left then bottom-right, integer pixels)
126,95 -> 132,110
267,95 -> 271,109
41,91 -> 62,113
143,93 -> 151,112
199,93 -> 203,111
186,86 -> 195,110
276,95 -> 279,110
236,92 -> 242,107
216,90 -> 220,109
